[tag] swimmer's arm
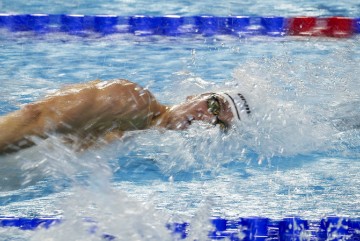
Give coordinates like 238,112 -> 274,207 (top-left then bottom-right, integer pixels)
0,104 -> 46,154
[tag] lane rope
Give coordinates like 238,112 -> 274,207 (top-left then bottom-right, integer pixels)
0,14 -> 359,37
1,216 -> 359,240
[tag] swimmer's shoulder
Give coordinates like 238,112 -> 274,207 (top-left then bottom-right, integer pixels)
48,79 -> 155,103
97,79 -> 154,98
49,79 -> 133,96
95,79 -> 143,90
100,79 -> 165,112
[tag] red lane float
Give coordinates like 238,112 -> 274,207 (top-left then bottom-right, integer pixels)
326,17 -> 354,37
287,16 -> 354,38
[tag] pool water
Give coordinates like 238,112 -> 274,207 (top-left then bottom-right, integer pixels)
1,1 -> 360,240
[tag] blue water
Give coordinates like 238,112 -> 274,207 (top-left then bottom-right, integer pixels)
0,1 -> 360,240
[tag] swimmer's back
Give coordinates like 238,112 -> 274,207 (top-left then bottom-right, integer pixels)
41,79 -> 162,132
0,79 -> 165,154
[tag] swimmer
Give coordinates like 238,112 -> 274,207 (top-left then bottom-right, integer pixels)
0,79 -> 250,154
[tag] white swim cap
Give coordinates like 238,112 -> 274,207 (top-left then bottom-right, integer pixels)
218,92 -> 251,123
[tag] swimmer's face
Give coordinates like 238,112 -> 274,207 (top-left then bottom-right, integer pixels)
165,93 -> 234,130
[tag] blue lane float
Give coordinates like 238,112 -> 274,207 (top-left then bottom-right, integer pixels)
0,14 -> 359,37
93,15 -> 119,34
1,216 -> 360,240
0,217 -> 60,230
129,15 -> 160,35
355,18 -> 360,33
61,14 -> 86,33
261,16 -> 286,36
28,14 -> 51,33
227,16 -> 251,36
160,15 -> 187,36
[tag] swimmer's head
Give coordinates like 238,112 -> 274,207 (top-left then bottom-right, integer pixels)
158,92 -> 250,130
216,92 -> 251,123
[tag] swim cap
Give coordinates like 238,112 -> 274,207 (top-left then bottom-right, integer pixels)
218,92 -> 251,123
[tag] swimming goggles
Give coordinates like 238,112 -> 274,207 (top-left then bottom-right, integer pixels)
207,94 -> 228,130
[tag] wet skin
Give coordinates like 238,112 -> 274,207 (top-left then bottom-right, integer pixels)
155,93 -> 234,130
0,79 -> 234,154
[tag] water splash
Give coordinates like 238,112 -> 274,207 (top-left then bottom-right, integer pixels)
225,56 -> 360,158
0,135 -> 174,240
29,187 -> 172,241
